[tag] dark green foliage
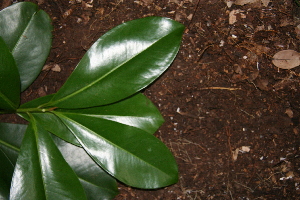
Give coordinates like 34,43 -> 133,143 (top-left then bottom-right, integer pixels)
0,2 -> 184,199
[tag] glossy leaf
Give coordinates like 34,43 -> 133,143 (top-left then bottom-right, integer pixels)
32,113 -> 80,146
19,112 -> 80,147
52,135 -> 119,200
60,93 -> 163,134
45,16 -> 184,108
0,2 -> 52,91
0,122 -> 117,200
55,110 -> 178,189
10,117 -> 87,200
0,123 -> 26,200
18,95 -> 80,146
0,36 -> 20,111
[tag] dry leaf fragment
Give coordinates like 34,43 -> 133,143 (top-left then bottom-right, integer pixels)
42,64 -> 52,71
225,0 -> 234,8
232,148 -> 240,161
240,146 -> 251,153
261,0 -> 270,6
285,108 -> 294,118
235,0 -> 260,5
295,24 -> 300,39
232,146 -> 251,161
229,9 -> 246,24
42,63 -> 61,72
272,50 -> 300,69
141,0 -> 154,5
82,1 -> 93,9
63,8 -> 73,18
226,0 -> 269,7
51,64 -> 61,72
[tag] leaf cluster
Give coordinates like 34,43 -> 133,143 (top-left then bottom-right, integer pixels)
0,2 -> 184,199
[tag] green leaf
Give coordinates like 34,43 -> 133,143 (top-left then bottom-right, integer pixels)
0,36 -> 20,111
87,93 -> 164,134
55,109 -> 178,189
10,117 -> 87,200
32,113 -> 80,146
19,112 -> 81,147
0,123 -> 26,200
57,93 -> 163,134
52,135 -> 119,200
45,16 -> 184,108
0,122 -> 117,200
18,95 -> 80,146
0,2 -> 52,91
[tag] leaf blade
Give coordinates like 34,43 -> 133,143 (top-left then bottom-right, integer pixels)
57,93 -> 164,134
55,110 -> 178,189
0,123 -> 26,200
10,117 -> 87,200
0,122 -> 117,200
47,17 -> 184,108
17,95 -> 80,146
32,112 -> 81,146
52,135 -> 119,200
0,2 -> 52,91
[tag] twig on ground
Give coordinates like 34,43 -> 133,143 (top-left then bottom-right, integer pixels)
199,87 -> 241,91
177,110 -> 205,119
180,138 -> 209,154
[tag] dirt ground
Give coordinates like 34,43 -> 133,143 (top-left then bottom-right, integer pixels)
1,0 -> 300,199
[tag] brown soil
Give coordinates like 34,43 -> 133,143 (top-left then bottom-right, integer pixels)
1,0 -> 300,199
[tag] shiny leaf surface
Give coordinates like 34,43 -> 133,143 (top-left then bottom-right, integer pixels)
18,95 -> 80,146
52,135 -> 119,200
87,93 -> 164,134
0,122 -> 118,200
57,93 -> 163,134
0,123 -> 26,200
0,37 -> 20,111
32,113 -> 80,146
46,17 -> 184,108
0,2 -> 52,91
55,109 -> 178,189
10,117 -> 87,200
20,112 -> 80,146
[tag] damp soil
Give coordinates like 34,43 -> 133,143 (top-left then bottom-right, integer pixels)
1,0 -> 300,199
